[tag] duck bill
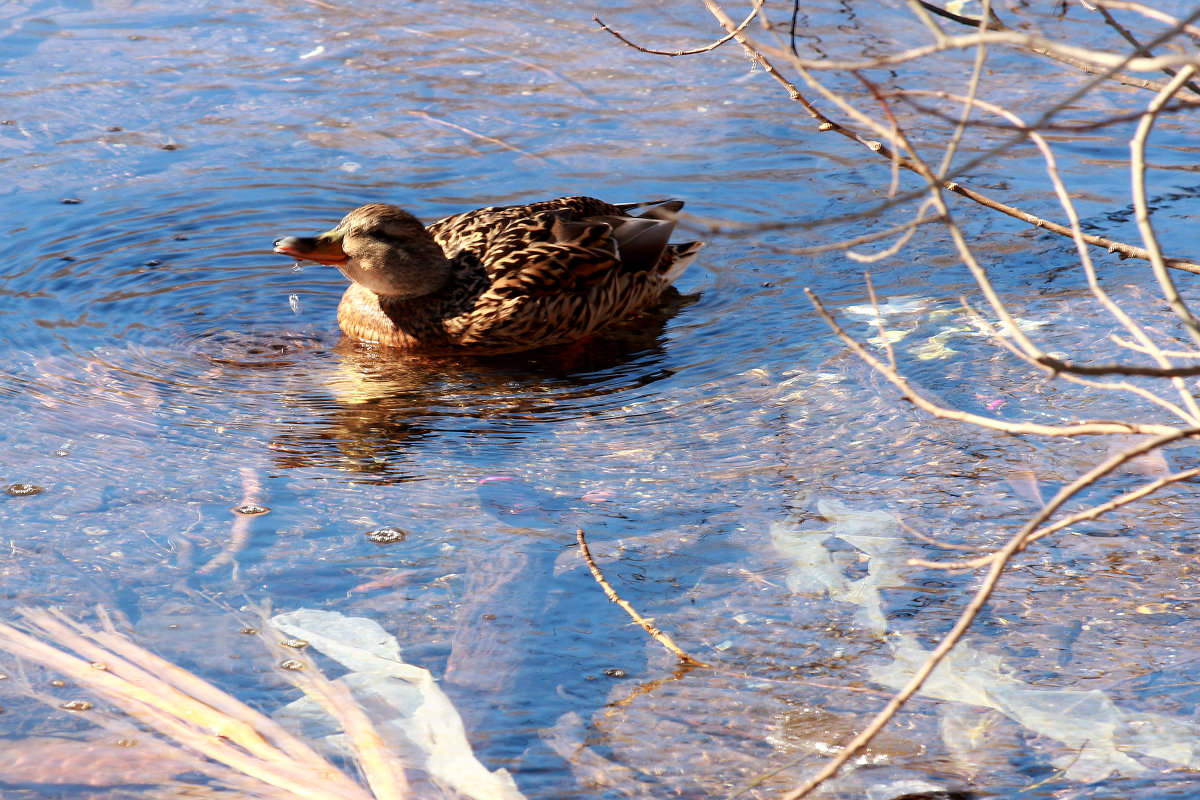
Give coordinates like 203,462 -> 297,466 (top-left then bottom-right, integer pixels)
273,230 -> 347,265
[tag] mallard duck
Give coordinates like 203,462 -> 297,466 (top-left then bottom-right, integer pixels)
272,196 -> 702,352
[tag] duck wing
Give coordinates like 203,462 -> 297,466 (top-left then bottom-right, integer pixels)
484,211 -> 622,298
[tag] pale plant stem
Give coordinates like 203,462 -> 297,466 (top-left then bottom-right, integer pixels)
905,0 -> 950,41
754,5 -> 1067,363
761,4 -> 1200,205
928,0 -> 992,180
1112,335 -> 1200,359
709,3 -> 1200,359
761,23 -> 1200,75
1131,64 -> 1200,355
959,301 -> 1196,421
1094,4 -> 1191,89
907,87 -> 1200,421
911,466 -> 1200,570
657,2 -> 1200,272
806,289 -> 1178,436
593,0 -> 763,57
1092,1 -> 1200,42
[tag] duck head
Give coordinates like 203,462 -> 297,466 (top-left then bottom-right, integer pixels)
274,203 -> 451,298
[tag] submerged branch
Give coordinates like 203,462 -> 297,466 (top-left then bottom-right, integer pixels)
576,529 -> 710,668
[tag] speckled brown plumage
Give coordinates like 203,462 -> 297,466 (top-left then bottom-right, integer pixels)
274,196 -> 703,353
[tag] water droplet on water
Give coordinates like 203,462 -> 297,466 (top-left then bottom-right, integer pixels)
289,293 -> 302,315
291,261 -> 303,273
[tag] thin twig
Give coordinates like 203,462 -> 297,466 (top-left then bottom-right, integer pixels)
693,0 -> 1200,273
1093,4 -> 1200,95
1092,0 -> 1200,38
911,466 -> 1200,570
593,0 -> 763,57
806,289 -> 1179,436
576,529 -> 710,668
914,88 -> 1200,414
916,0 -> 1200,95
962,300 -> 1196,423
762,25 -> 1200,76
1111,335 -> 1200,359
1131,65 -> 1200,349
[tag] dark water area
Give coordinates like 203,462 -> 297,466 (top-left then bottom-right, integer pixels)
3,1 -> 1200,798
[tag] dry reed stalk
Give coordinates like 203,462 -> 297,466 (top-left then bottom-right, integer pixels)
0,608 -> 393,800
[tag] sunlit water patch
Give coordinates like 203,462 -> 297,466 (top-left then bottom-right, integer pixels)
3,0 -> 1200,798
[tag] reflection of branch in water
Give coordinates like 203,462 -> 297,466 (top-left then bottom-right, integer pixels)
576,528 -> 709,668
406,110 -> 547,164
603,663 -> 698,712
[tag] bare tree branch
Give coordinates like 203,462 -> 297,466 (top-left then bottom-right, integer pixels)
592,0 -> 762,58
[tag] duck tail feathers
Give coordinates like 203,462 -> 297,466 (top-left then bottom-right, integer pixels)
662,241 -> 703,285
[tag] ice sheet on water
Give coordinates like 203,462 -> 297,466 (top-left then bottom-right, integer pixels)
772,499 -> 1200,782
870,634 -> 1200,781
770,498 -> 909,635
271,608 -> 527,800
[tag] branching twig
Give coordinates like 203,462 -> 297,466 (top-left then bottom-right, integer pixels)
1092,3 -> 1200,94
917,0 -> 1200,95
1131,65 -> 1200,348
781,426 -> 1200,798
598,5 -> 1200,798
690,0 -> 1200,273
806,289 -> 1180,435
911,466 -> 1200,570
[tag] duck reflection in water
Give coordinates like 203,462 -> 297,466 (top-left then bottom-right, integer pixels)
263,287 -> 696,481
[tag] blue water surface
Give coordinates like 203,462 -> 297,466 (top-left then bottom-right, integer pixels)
3,1 -> 1200,798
